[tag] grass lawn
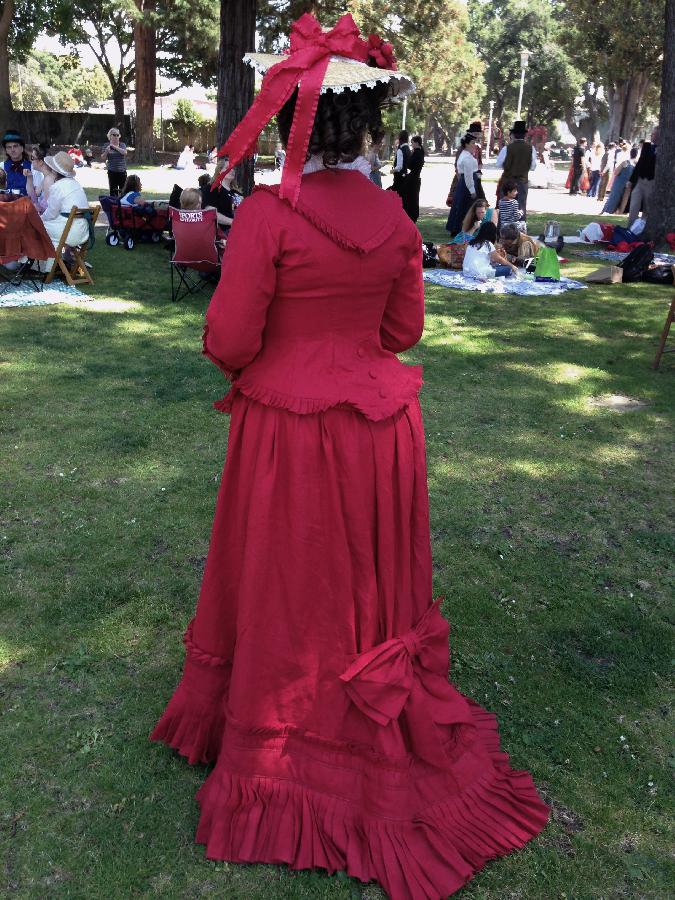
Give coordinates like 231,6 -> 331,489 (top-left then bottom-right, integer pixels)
1,213 -> 673,898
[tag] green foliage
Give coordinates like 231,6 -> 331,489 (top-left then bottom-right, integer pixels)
8,0 -> 54,60
172,98 -> 204,127
258,1 -> 486,140
564,0 -> 663,80
10,50 -> 110,111
355,0 -> 486,135
157,0 -> 220,88
48,0 -> 220,112
468,0 -> 583,128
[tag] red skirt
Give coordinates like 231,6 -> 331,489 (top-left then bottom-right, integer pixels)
151,392 -> 549,899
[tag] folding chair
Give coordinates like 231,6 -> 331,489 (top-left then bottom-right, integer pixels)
44,204 -> 101,287
168,207 -> 222,302
652,279 -> 675,369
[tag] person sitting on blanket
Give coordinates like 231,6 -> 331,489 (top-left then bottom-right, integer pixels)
499,223 -> 540,267
120,175 -> 157,217
450,198 -> 499,244
463,221 -> 518,279
497,179 -> 524,233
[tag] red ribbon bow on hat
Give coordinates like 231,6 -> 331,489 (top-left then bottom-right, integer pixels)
217,13 -> 378,207
366,34 -> 397,70
339,600 -> 474,768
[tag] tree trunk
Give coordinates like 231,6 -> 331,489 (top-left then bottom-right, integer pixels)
644,0 -> 675,249
607,73 -> 651,141
0,0 -> 14,133
134,0 -> 156,164
112,82 -> 126,128
217,0 -> 256,195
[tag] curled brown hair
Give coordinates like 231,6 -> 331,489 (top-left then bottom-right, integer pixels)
277,82 -> 390,168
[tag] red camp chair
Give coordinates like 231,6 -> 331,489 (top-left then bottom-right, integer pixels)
168,207 -> 222,302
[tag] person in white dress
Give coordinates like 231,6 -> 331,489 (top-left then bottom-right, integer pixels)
462,221 -> 517,279
40,151 -> 90,267
176,144 -> 195,170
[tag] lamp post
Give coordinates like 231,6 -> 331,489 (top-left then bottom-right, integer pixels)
486,100 -> 495,160
402,96 -> 408,131
516,49 -> 530,120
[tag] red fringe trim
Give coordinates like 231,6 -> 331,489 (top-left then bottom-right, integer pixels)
150,656 -> 230,765
212,378 -> 423,422
192,700 -> 550,899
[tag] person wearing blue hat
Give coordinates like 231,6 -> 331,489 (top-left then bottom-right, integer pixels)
2,130 -> 32,196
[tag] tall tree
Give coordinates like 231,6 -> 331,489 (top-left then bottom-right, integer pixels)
0,0 -> 53,130
644,0 -> 675,248
55,0 -> 135,123
468,0 -> 583,135
0,0 -> 13,128
53,0 -> 220,137
352,0 -> 485,142
565,0 -> 663,140
10,50 -> 109,110
257,1 -> 486,144
134,0 -> 156,162
217,0 -> 256,194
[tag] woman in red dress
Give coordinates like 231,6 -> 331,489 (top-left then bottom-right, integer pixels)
151,15 -> 549,899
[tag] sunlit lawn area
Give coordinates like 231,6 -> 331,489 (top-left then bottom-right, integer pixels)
1,213 -> 673,898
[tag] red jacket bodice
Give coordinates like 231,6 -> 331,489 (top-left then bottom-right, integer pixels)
203,169 -> 424,421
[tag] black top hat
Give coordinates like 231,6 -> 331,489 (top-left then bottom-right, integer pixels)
2,130 -> 25,148
468,120 -> 483,134
510,121 -> 528,137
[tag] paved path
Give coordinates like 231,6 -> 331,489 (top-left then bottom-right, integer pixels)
78,154 -> 614,223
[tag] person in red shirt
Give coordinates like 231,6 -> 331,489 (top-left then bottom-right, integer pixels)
151,14 -> 549,900
67,144 -> 85,167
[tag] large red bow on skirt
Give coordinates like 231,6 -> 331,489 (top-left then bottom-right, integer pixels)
340,600 -> 475,769
217,13 -> 371,207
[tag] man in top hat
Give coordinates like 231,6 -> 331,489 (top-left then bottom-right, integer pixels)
496,121 -> 537,219
2,129 -> 32,196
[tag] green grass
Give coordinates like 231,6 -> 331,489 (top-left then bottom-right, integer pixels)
1,215 -> 673,898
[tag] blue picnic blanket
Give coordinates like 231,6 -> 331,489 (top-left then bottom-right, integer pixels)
579,250 -> 675,266
0,280 -> 86,309
423,270 -> 587,295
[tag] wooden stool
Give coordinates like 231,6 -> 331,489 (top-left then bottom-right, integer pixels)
44,204 -> 100,287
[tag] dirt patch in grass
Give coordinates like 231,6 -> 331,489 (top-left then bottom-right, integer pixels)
587,394 -> 650,412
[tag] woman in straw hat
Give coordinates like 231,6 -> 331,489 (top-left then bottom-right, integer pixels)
40,151 -> 90,255
151,14 -> 548,899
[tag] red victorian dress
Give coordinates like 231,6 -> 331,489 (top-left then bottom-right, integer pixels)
151,168 -> 549,899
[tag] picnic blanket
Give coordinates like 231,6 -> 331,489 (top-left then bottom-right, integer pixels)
578,250 -> 675,266
423,270 -> 587,295
0,280 -> 87,309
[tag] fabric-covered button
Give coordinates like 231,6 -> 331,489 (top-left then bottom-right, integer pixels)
357,347 -> 365,358
368,369 -> 377,379
379,388 -> 387,399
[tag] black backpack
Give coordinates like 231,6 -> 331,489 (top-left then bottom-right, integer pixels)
642,264 -> 674,285
619,244 -> 654,282
422,242 -> 438,268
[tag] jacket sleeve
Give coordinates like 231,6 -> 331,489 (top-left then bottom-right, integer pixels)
203,195 -> 278,377
461,154 -> 478,192
380,235 -> 424,354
